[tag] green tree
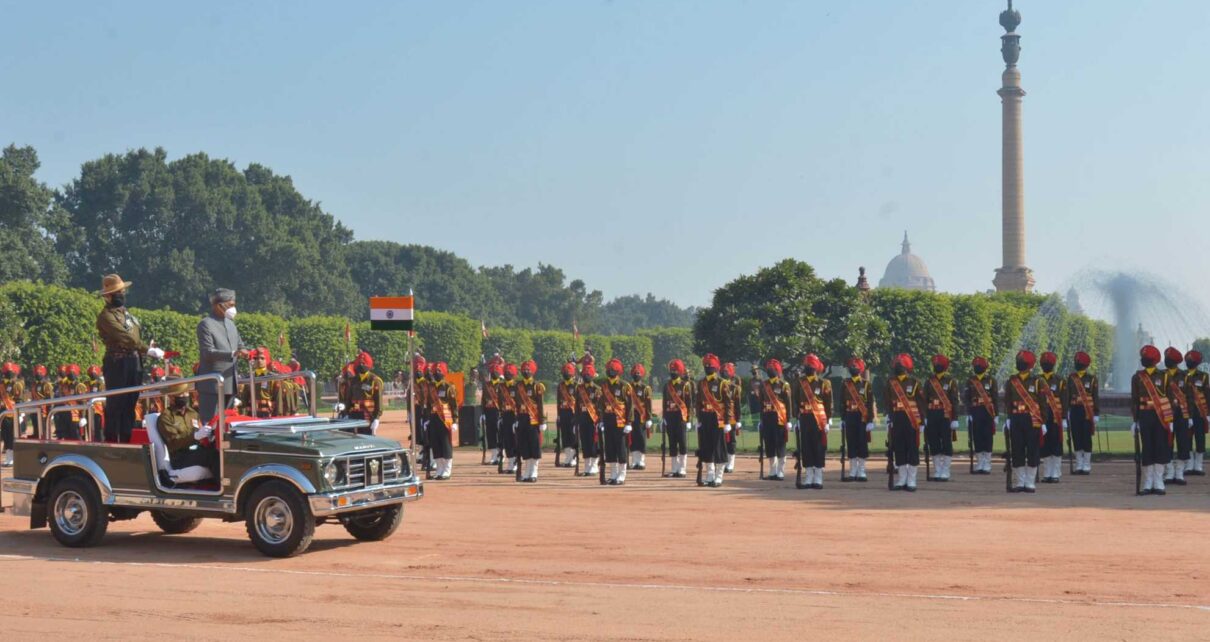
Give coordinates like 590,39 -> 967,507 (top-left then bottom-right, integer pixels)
355,323 -> 413,377
869,289 -> 954,368
481,264 -> 603,331
482,328 -> 534,364
949,295 -> 993,380
134,308 -> 200,370
530,331 -> 576,382
609,335 -> 654,373
582,335 -> 613,364
639,327 -> 702,378
288,316 -> 355,380
597,293 -> 695,334
0,145 -> 67,285
415,312 -> 478,374
235,312 -> 292,363
0,281 -> 102,370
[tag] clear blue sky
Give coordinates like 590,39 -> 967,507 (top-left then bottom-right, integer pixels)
3,1 -> 1208,311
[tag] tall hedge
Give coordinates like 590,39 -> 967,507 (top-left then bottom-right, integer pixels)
1,281 -> 104,369
288,316 -> 356,380
948,295 -> 993,381
530,331 -> 575,382
237,312 -> 292,363
136,308 -> 200,370
640,326 -> 702,378
583,334 -> 612,364
416,311 -> 478,373
482,328 -> 533,365
870,289 -> 954,367
609,335 -> 654,373
355,322 -> 413,377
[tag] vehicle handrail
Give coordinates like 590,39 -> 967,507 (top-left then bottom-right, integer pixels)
233,370 -> 318,418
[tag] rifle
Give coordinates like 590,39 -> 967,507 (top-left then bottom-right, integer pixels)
573,421 -> 581,476
496,417 -> 505,475
1004,421 -> 1014,493
968,414 -> 975,474
599,422 -> 607,486
751,365 -> 765,481
886,419 -> 896,491
1065,412 -> 1075,475
480,412 -> 487,465
555,410 -> 563,468
514,421 -> 523,483
840,419 -> 849,482
794,419 -> 805,489
1133,422 -> 1143,496
923,433 -> 933,482
660,413 -> 668,477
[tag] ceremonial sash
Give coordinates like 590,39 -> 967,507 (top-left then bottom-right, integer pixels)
1139,373 -> 1174,425
969,377 -> 995,417
698,379 -> 726,419
927,376 -> 954,421
577,385 -> 600,424
889,378 -> 922,431
431,382 -> 454,427
498,383 -> 516,412
763,381 -> 788,426
1069,373 -> 1095,420
798,379 -> 829,430
483,381 -> 502,409
1038,377 -> 1063,424
516,382 -> 540,425
1192,375 -> 1209,419
1009,376 -> 1043,429
843,379 -> 869,423
628,385 -> 650,423
557,383 -> 576,411
664,380 -> 689,422
1168,375 -> 1190,418
601,382 -> 627,428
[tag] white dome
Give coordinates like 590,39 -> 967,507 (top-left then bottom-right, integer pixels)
878,232 -> 935,292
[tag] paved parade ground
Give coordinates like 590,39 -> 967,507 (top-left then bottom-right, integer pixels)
1,409 -> 1207,640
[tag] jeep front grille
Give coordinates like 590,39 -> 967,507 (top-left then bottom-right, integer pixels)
334,451 -> 408,489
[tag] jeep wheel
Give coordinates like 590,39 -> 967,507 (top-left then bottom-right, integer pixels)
244,481 -> 314,557
47,476 -> 108,548
151,511 -> 203,535
342,505 -> 404,541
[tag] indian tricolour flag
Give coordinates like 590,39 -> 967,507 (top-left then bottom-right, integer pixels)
369,296 -> 414,331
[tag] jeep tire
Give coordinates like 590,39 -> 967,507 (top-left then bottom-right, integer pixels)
47,476 -> 108,548
244,480 -> 315,557
342,504 -> 404,541
151,510 -> 203,534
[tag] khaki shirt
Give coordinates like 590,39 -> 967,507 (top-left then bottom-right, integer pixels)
96,306 -> 147,355
157,405 -> 202,453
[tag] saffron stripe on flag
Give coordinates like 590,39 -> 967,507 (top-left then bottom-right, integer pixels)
370,296 -> 414,310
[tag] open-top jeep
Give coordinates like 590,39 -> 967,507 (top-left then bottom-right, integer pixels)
0,371 -> 423,557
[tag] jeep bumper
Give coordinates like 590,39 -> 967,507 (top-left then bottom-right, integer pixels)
308,478 -> 423,517
2,479 -> 36,517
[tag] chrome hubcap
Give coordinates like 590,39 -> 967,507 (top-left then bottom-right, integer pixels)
254,496 -> 294,545
53,490 -> 89,537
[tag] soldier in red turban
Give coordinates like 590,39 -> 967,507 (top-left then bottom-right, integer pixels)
695,354 -> 733,487
1004,350 -> 1042,493
839,357 -> 874,482
481,360 -> 507,466
427,361 -> 458,480
1064,352 -> 1100,475
555,362 -> 579,468
964,356 -> 999,474
1132,345 -> 1171,495
720,362 -> 742,473
885,354 -> 925,491
1185,350 -> 1208,476
575,363 -> 602,477
497,363 -> 520,475
1162,347 -> 1191,486
795,354 -> 833,489
1036,351 -> 1067,483
662,359 -> 693,477
923,354 -> 960,482
756,358 -> 793,481
512,360 -> 546,482
628,363 -> 653,470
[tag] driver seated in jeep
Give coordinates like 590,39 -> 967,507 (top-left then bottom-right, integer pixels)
156,379 -> 219,481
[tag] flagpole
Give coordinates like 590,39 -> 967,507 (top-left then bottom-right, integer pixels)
407,288 -> 416,451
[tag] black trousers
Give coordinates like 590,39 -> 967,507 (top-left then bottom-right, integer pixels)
760,412 -> 787,459
53,413 -> 81,441
1041,418 -> 1064,458
970,407 -> 995,452
426,417 -> 454,459
103,353 -> 142,443
924,410 -> 954,457
483,408 -> 500,449
696,413 -> 726,463
577,413 -> 597,458
1009,414 -> 1040,467
557,409 -> 576,450
603,418 -> 627,464
1138,411 -> 1172,466
170,444 -> 219,478
1193,417 -> 1207,454
889,412 -> 920,466
499,411 -> 517,457
0,417 -> 15,451
663,413 -> 687,456
1173,415 -> 1192,461
843,411 -> 869,459
797,414 -> 826,468
629,414 -> 648,453
1069,406 -> 1094,451
516,414 -> 542,459
413,410 -> 430,446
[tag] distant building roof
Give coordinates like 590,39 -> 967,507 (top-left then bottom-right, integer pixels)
878,232 -> 935,292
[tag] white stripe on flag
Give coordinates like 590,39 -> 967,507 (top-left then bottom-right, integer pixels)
369,308 -> 414,322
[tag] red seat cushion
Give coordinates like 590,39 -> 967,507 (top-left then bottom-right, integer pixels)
129,427 -> 150,445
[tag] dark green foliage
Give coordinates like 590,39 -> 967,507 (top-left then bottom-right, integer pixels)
608,335 -> 654,373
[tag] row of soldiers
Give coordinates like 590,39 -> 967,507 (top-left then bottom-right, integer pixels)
1,361 -> 108,464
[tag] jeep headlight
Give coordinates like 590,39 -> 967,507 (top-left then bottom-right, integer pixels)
324,461 -> 340,486
390,453 -> 403,475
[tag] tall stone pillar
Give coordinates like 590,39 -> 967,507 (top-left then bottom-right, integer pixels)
992,1 -> 1035,293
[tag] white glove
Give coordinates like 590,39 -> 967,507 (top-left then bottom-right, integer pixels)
967,415 -> 973,425
597,422 -> 605,431
886,420 -> 893,430
1061,419 -> 1068,429
147,347 -> 165,359
949,421 -> 959,430
232,397 -> 242,408
623,425 -> 632,434
1003,421 -> 1011,433
822,421 -> 831,433
1130,422 -> 1138,435
193,426 -> 214,441
736,421 -> 743,430
1093,415 -> 1099,424
1041,425 -> 1048,436
723,424 -> 733,433
1167,423 -> 1174,434
334,402 -> 346,412
370,419 -> 381,433
540,423 -> 548,432
452,422 -> 459,431
785,423 -> 793,431
865,422 -> 874,432
18,413 -> 26,424
645,420 -> 652,429
1189,419 -> 1195,428
687,421 -> 694,430
512,421 -> 518,430
78,418 -> 87,428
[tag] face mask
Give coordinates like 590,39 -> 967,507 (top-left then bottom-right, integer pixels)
173,396 -> 189,410
632,375 -> 642,382
1165,360 -> 1180,370
68,374 -> 77,382
973,365 -> 988,375
848,368 -> 862,378
356,365 -> 368,375
563,374 -> 573,381
704,367 -> 717,376
433,372 -> 445,381
893,365 -> 906,376
934,365 -> 946,374
1042,365 -> 1055,374
224,306 -> 237,320
1016,360 -> 1030,372
804,367 -> 817,377
108,295 -> 125,308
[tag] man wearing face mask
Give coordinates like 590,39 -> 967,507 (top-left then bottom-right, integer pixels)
662,360 -> 694,478
196,287 -> 247,424
923,354 -> 960,482
1,362 -> 26,465
721,362 -> 743,473
157,378 -> 218,481
628,363 -> 653,471
756,358 -> 793,481
575,363 -> 603,477
29,365 -> 54,439
97,274 -> 164,442
839,358 -> 875,482
1063,352 -> 1099,475
239,348 -> 284,418
1004,350 -> 1043,493
1184,350 -> 1208,476
1132,345 -> 1173,495
53,364 -> 89,440
512,360 -> 546,482
481,361 -> 506,465
498,363 -> 520,474
425,361 -> 458,479
964,356 -> 999,474
345,351 -> 384,435
794,354 -> 833,490
555,362 -> 579,467
1161,347 -> 1192,486
1036,352 -> 1068,483
598,358 -> 634,485
695,354 -> 733,488
885,354 -> 925,491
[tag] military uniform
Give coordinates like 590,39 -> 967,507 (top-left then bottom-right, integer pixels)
497,368 -> 520,474
885,354 -> 925,491
410,363 -> 432,460
576,367 -> 602,476
426,365 -> 459,480
1185,351 -> 1208,475
481,368 -> 506,465
923,356 -> 961,481
512,363 -> 546,482
839,361 -> 875,481
239,371 -> 284,418
156,401 -> 218,480
720,364 -> 743,473
662,366 -> 694,478
1132,345 -> 1173,495
96,279 -> 154,443
348,371 -> 384,434
555,372 -> 578,468
628,366 -> 653,470
599,362 -> 635,485
1005,353 -> 1044,492
1063,353 -> 1099,475
1036,354 -> 1068,483
1,365 -> 25,460
53,371 -> 88,440
755,362 -> 793,481
30,370 -> 55,439
794,357 -> 833,489
964,362 -> 999,474
695,355 -> 733,487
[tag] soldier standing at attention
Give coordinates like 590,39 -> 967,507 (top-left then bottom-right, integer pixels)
1036,352 -> 1067,483
662,359 -> 694,478
756,358 -> 793,481
576,362 -> 602,477
599,359 -> 634,485
239,348 -> 283,418
346,351 -> 384,435
482,361 -> 506,466
885,354 -> 925,492
426,362 -> 459,480
1185,350 -> 1208,476
1132,345 -> 1173,495
1,362 -> 26,465
720,362 -> 744,473
628,363 -> 653,471
1004,350 -> 1043,493
923,354 -> 960,482
512,360 -> 546,482
53,364 -> 89,440
794,354 -> 832,490
964,357 -> 999,474
29,364 -> 54,439
555,362 -> 578,468
498,363 -> 520,475
1162,347 -> 1192,486
1064,352 -> 1099,475
409,356 -> 432,468
695,354 -> 732,488
839,358 -> 875,482
97,274 -> 164,442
